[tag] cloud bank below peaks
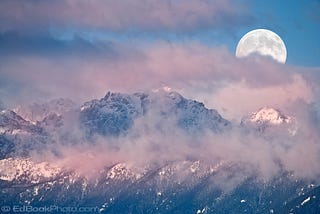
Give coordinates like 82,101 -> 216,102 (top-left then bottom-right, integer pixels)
24,89 -> 320,182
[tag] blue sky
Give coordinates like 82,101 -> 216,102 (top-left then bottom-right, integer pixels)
248,0 -> 320,66
52,0 -> 319,66
0,0 -> 319,111
0,0 -> 318,66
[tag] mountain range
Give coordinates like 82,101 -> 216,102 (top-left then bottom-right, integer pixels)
0,89 -> 319,213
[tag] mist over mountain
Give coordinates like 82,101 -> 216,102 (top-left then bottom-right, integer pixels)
1,89 -> 319,213
0,0 -> 319,213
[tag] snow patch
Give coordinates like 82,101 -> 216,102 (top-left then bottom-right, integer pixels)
190,161 -> 200,173
301,196 -> 311,206
0,158 -> 61,182
106,163 -> 143,180
196,207 -> 207,214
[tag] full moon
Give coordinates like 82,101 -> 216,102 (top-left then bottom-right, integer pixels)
236,29 -> 287,64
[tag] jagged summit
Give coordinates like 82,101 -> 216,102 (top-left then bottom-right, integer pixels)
79,90 -> 231,137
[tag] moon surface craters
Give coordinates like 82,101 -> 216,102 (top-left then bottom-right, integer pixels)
236,29 -> 287,64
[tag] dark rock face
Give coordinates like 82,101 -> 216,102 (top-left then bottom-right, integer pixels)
0,135 -> 14,159
0,110 -> 48,158
79,90 -> 231,137
79,92 -> 144,137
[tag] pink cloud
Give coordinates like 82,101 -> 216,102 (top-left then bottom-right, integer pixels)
1,42 -> 316,115
208,75 -> 313,119
0,0 -> 248,32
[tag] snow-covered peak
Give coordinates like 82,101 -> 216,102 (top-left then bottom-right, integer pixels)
248,107 -> 292,125
241,107 -> 298,136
